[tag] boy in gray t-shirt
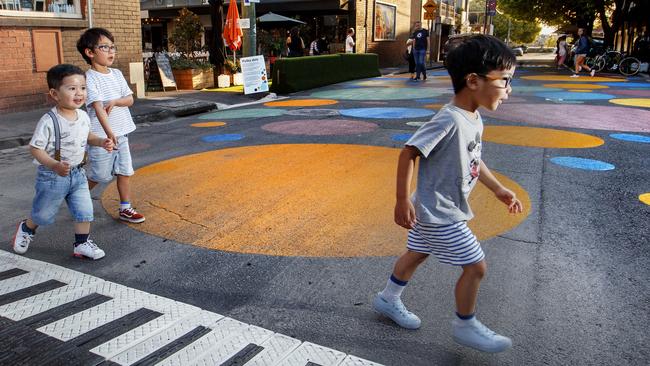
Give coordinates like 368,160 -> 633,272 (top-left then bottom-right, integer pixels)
373,35 -> 524,353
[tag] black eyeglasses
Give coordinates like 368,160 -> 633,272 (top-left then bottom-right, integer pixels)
96,45 -> 117,53
476,73 -> 512,89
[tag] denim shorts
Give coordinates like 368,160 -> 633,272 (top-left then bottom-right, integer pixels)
87,134 -> 134,183
31,165 -> 94,226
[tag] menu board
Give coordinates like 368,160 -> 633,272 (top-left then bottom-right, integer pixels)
155,53 -> 177,88
240,55 -> 269,95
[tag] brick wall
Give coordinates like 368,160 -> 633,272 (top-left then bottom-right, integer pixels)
354,0 -> 418,67
0,0 -> 141,113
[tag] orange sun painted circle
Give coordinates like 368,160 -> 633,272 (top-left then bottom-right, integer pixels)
102,144 -> 531,257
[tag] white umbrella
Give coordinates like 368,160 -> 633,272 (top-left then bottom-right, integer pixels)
257,12 -> 305,24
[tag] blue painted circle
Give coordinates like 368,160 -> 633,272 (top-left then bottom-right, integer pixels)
392,133 -> 413,142
512,86 -> 563,94
550,157 -> 615,171
535,92 -> 616,100
415,98 -> 438,103
598,82 -> 649,88
610,133 -> 650,143
340,107 -> 434,119
201,134 -> 244,142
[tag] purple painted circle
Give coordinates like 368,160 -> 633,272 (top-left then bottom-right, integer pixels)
606,89 -> 650,98
340,107 -> 434,119
261,119 -> 378,135
481,103 -> 650,132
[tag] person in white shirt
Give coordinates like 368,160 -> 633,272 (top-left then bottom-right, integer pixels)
77,27 -> 145,224
346,28 -> 355,53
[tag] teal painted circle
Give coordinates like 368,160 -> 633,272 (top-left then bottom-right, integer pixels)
512,86 -> 563,94
598,82 -> 649,88
610,133 -> 650,143
199,108 -> 286,120
311,87 -> 446,100
535,92 -> 615,100
392,133 -> 413,141
550,157 -> 615,171
416,98 -> 438,103
201,134 -> 244,142
340,107 -> 434,119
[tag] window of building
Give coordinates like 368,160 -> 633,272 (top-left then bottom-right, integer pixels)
0,0 -> 82,19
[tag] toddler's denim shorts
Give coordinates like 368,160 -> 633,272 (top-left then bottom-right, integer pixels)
31,165 -> 94,226
87,134 -> 134,183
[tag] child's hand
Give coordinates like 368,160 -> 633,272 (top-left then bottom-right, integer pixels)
495,187 -> 523,213
395,198 -> 416,229
102,138 -> 114,152
54,161 -> 71,177
107,132 -> 118,146
104,100 -> 116,116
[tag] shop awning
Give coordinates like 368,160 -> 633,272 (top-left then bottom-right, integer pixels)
257,12 -> 306,24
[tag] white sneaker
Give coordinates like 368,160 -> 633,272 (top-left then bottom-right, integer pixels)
452,317 -> 512,353
570,74 -> 580,78
590,69 -> 596,77
73,239 -> 105,260
372,293 -> 421,329
13,220 -> 34,255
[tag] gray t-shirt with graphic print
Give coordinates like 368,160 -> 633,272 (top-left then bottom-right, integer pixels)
405,104 -> 483,224
29,108 -> 90,167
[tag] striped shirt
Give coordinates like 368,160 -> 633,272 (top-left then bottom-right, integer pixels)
85,68 -> 136,138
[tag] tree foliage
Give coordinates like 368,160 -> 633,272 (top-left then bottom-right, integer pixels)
169,8 -> 204,59
493,15 -> 541,45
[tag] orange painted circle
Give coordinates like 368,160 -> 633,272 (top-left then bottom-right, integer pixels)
640,193 -> 650,205
608,98 -> 650,108
191,122 -> 227,128
483,126 -> 604,148
264,99 -> 338,107
424,103 -> 445,109
102,144 -> 530,257
543,83 -> 609,89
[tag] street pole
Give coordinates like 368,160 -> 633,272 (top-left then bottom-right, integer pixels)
241,0 -> 248,57
249,2 -> 256,56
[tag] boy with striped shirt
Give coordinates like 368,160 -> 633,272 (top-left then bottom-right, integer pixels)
373,35 -> 524,353
77,28 -> 145,223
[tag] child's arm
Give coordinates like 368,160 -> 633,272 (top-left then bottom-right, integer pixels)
87,132 -> 114,152
30,147 -> 70,177
103,95 -> 134,116
478,160 -> 523,213
395,146 -> 419,229
91,101 -> 117,145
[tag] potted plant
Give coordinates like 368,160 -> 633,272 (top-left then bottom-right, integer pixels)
168,8 -> 214,89
223,58 -> 243,86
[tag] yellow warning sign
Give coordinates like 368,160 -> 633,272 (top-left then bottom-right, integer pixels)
423,0 -> 437,12
423,11 -> 435,20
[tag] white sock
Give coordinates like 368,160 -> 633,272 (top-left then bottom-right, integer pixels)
120,202 -> 131,210
379,275 -> 407,301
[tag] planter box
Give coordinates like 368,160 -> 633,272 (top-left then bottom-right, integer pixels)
171,68 -> 214,90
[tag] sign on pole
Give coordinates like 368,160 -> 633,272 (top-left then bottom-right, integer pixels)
423,0 -> 437,13
238,18 -> 250,29
486,0 -> 497,16
240,55 -> 269,94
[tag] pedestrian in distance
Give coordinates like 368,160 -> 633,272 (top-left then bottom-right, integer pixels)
410,21 -> 429,81
13,64 -> 114,260
309,38 -> 320,56
77,28 -> 146,224
571,28 -> 595,77
345,28 -> 355,53
372,34 -> 524,353
556,35 -> 568,69
287,27 -> 305,57
406,38 -> 416,80
317,35 -> 330,55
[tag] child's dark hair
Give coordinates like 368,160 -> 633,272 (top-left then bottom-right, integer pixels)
76,27 -> 114,65
446,35 -> 516,93
47,64 -> 85,90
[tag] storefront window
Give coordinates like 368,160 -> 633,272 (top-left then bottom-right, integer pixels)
0,0 -> 82,18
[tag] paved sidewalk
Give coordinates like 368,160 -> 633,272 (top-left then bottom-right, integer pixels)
0,89 -> 273,151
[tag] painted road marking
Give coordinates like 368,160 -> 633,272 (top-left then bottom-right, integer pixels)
610,133 -> 650,144
0,251 -> 384,365
550,157 -> 615,171
483,126 -> 604,148
609,98 -> 650,108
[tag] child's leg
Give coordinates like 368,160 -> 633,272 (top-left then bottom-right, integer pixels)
392,250 -> 429,283
116,175 -> 131,203
455,259 -> 487,316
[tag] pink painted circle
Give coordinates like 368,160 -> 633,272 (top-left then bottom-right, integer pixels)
481,103 -> 650,132
606,89 -> 650,98
262,119 -> 378,135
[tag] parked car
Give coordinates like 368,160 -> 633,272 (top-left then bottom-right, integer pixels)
511,47 -> 524,56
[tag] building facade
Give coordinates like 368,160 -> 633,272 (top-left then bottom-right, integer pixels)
0,0 -> 141,113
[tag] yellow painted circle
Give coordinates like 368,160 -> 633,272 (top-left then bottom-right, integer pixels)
190,121 -> 227,128
522,75 -> 623,82
567,89 -> 592,92
424,103 -> 445,109
264,99 -> 338,107
543,83 -> 609,89
483,126 -> 604,148
608,98 -> 650,108
640,193 -> 650,205
102,144 -> 531,257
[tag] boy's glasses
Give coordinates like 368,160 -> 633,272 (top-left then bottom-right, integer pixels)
476,73 -> 512,89
96,45 -> 117,53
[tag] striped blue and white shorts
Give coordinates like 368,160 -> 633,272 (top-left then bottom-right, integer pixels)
407,221 -> 485,266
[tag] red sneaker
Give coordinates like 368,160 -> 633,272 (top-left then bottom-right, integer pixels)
119,207 -> 145,223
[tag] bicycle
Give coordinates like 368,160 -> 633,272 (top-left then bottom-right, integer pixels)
618,55 -> 642,76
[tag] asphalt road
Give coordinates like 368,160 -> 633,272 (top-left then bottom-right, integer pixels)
1,67 -> 649,365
